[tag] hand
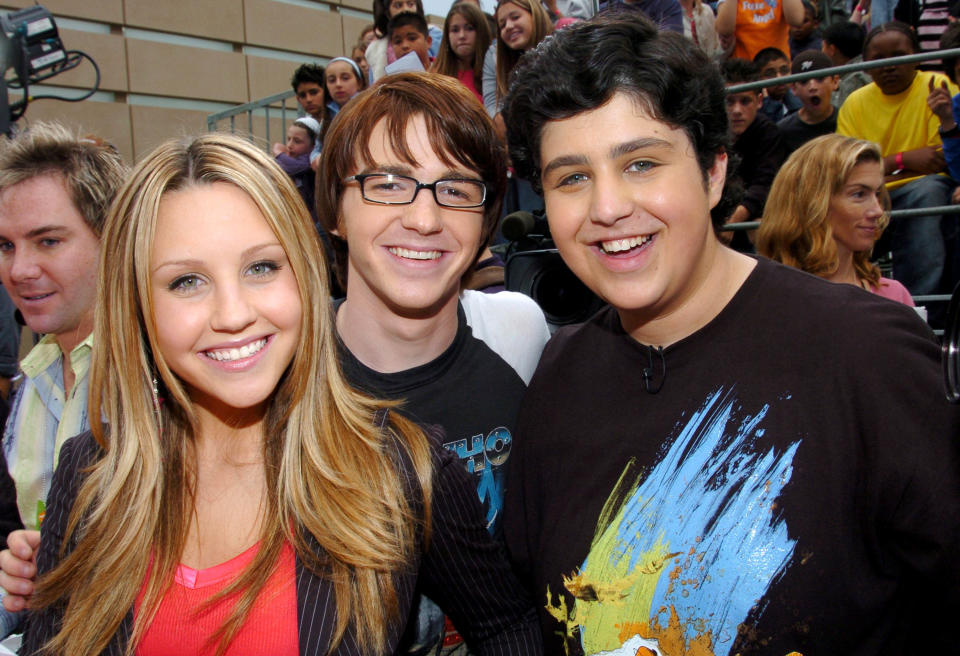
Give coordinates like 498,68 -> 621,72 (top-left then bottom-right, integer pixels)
926,78 -> 956,128
0,530 -> 40,611
902,146 -> 946,175
952,186 -> 960,204
720,205 -> 750,244
271,142 -> 287,157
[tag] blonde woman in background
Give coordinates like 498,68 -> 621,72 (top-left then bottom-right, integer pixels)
758,134 -> 914,306
16,133 -> 539,656
482,0 -> 553,131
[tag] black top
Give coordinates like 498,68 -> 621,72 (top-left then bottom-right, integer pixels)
339,303 -> 531,537
504,257 -> 960,656
732,113 -> 787,220
777,108 -> 838,154
23,420 -> 542,656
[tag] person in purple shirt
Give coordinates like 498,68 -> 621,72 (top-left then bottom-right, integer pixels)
599,0 -> 683,32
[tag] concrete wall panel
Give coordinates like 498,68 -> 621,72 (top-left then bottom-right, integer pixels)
244,0 -> 342,57
0,0 -> 123,24
123,0 -> 244,43
130,104 -> 210,161
126,39 -> 247,103
19,100 -> 133,163
247,55 -> 302,103
341,14 -> 372,51
53,29 -> 127,92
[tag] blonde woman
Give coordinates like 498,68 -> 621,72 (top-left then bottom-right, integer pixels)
481,0 -> 553,125
17,134 -> 539,655
757,134 -> 914,305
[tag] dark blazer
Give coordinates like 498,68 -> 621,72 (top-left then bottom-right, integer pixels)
21,421 -> 542,656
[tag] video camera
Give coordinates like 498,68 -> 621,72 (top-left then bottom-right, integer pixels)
501,209 -> 605,329
0,5 -> 100,135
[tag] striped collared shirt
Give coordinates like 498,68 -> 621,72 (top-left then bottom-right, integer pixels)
3,332 -> 92,529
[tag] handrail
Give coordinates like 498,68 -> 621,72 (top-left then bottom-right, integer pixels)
727,47 -> 960,94
206,89 -> 300,152
210,46 -> 960,149
722,204 -> 960,232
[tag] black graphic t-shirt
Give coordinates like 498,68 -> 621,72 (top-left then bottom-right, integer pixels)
338,291 -> 548,537
504,257 -> 960,656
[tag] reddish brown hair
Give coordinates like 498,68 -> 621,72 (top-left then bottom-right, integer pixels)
317,71 -> 507,285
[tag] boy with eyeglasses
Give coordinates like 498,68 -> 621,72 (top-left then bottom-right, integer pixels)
320,72 -> 548,654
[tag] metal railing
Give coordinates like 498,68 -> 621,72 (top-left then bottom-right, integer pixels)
722,204 -> 960,232
206,89 -> 300,151
726,47 -> 960,94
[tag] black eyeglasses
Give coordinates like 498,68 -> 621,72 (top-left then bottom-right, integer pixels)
344,173 -> 487,208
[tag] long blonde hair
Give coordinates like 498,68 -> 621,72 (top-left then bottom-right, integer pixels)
757,134 -> 889,287
495,0 -> 553,101
32,133 -> 433,656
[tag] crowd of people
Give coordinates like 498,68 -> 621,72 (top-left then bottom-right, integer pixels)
0,3 -> 955,656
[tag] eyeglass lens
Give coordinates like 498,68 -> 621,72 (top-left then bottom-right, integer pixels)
361,174 -> 485,207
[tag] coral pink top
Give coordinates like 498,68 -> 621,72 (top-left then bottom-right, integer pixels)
871,277 -> 915,307
456,69 -> 483,104
136,541 -> 298,655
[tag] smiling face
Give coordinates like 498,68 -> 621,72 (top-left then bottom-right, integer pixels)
497,2 -> 534,51
448,11 -> 478,63
827,159 -> 886,258
337,115 -> 485,320
0,173 -> 100,353
326,61 -> 361,107
538,93 -> 726,325
865,30 -> 917,95
151,182 -> 302,415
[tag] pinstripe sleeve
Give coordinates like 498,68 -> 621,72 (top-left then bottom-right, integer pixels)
20,432 -> 101,655
417,446 -> 542,655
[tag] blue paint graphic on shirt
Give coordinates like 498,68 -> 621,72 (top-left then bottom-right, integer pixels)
552,387 -> 800,655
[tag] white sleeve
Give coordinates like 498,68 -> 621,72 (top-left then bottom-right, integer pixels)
461,289 -> 551,385
482,43 -> 500,119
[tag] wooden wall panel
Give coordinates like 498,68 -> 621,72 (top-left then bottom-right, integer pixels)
244,0 -> 342,57
126,39 -> 247,103
123,0 -> 244,43
53,30 -> 127,92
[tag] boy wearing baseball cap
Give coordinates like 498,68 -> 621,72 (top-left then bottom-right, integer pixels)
777,49 -> 839,153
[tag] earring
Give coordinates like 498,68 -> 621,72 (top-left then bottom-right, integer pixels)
151,374 -> 164,436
